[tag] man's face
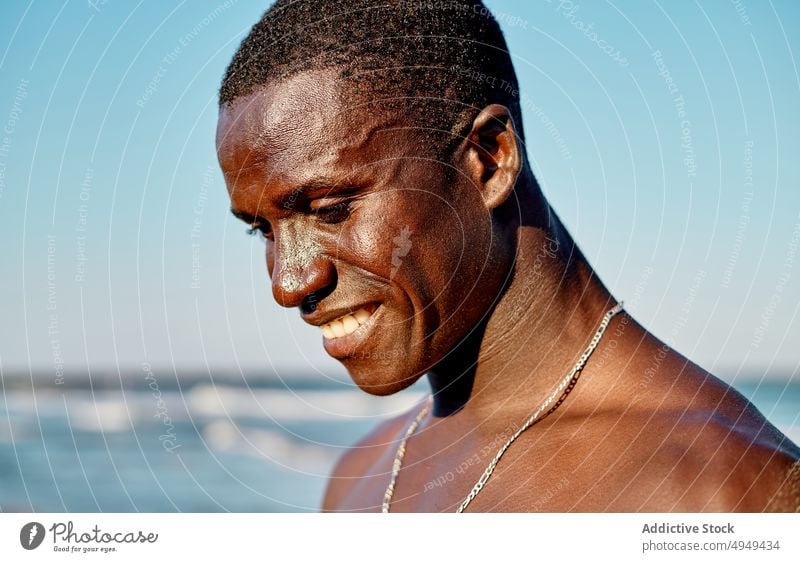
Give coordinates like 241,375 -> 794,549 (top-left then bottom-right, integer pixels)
216,70 -> 508,395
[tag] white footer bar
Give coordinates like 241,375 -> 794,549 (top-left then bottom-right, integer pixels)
1,513 -> 797,561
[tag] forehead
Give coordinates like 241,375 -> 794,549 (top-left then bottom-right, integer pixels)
216,69 -> 403,190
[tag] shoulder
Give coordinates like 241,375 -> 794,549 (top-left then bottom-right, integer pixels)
766,460 -> 800,512
321,399 -> 425,512
577,334 -> 800,511
624,367 -> 800,511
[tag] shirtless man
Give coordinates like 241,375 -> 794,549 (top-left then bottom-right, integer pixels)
215,0 -> 800,512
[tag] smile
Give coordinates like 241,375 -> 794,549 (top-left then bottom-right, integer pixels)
320,304 -> 378,339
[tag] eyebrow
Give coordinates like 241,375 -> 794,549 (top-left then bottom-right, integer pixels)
230,207 -> 259,225
230,178 -> 360,224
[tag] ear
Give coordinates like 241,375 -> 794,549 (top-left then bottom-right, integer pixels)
460,104 -> 522,210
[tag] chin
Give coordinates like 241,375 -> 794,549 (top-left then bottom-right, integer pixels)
344,359 -> 427,396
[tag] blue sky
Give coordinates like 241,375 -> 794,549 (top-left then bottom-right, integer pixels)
1,0 -> 798,382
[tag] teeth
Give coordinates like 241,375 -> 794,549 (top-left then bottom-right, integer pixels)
342,315 -> 359,333
330,320 -> 345,338
321,307 -> 374,339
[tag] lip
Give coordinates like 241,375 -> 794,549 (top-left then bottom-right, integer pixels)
322,303 -> 384,359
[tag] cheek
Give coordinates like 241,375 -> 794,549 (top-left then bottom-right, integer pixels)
342,190 -> 476,297
342,213 -> 388,274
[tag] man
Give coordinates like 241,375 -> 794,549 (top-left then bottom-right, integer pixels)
216,0 -> 799,512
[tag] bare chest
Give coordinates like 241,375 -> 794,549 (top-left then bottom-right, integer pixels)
332,414 -> 723,512
335,437 -> 600,512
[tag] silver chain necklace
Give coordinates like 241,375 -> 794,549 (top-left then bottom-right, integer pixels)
381,301 -> 624,513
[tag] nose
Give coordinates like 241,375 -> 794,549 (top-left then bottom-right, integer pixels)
272,255 -> 335,308
269,225 -> 335,308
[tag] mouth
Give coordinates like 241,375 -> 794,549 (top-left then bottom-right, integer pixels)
319,302 -> 379,339
320,302 -> 383,359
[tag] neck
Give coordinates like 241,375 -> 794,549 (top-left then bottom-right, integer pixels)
427,176 -> 616,419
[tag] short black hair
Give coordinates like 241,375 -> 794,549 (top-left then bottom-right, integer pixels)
219,0 -> 524,158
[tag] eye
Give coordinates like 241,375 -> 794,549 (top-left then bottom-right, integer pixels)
246,223 -> 273,242
311,200 -> 352,224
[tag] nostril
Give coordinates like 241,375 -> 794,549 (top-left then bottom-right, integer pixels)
300,294 -> 320,314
